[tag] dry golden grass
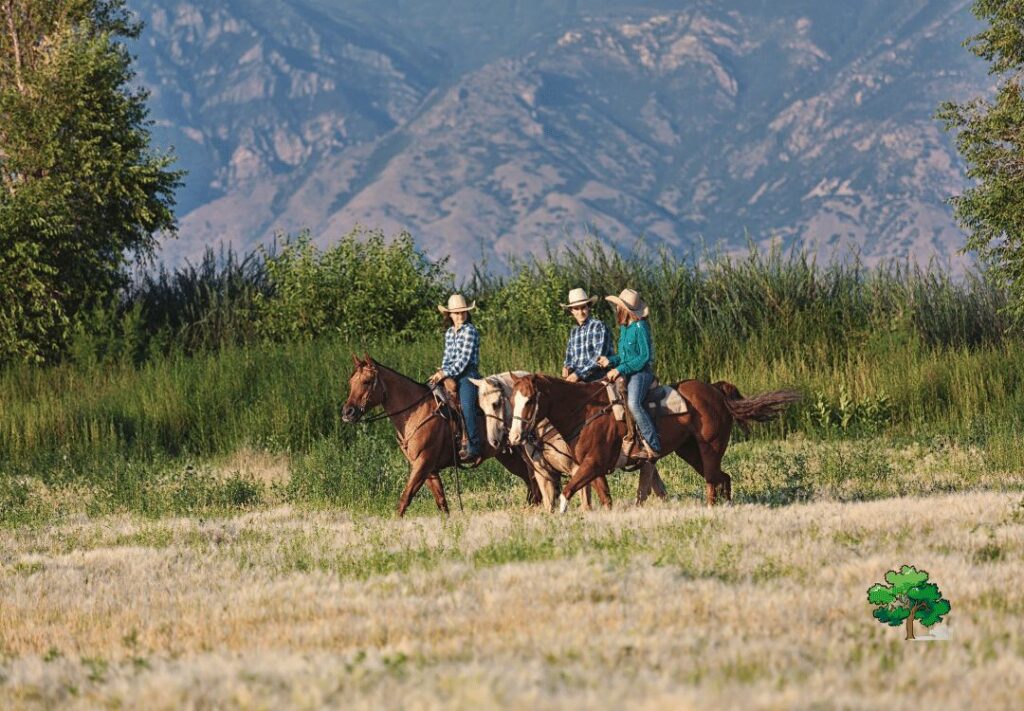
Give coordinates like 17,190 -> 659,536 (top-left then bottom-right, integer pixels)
2,491 -> 1023,709
213,446 -> 292,487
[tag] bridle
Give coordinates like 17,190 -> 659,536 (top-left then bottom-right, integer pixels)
353,366 -> 434,425
482,380 -> 514,451
510,391 -> 540,443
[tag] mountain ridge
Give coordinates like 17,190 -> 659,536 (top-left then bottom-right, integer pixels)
132,0 -> 988,274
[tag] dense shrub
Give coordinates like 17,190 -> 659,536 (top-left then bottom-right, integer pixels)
255,228 -> 452,342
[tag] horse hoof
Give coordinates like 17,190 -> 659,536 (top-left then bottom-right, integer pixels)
558,494 -> 570,514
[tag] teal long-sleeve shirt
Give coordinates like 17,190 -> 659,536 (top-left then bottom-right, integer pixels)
608,320 -> 655,376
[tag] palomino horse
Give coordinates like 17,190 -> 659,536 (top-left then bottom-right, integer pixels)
341,355 -> 542,516
507,375 -> 799,510
472,373 -> 668,510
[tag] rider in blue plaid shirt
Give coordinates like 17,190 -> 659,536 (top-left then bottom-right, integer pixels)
428,294 -> 482,462
440,319 -> 480,379
561,288 -> 613,383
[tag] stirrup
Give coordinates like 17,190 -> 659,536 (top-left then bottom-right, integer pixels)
635,440 -> 660,461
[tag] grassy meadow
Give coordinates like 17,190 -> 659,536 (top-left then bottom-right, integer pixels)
2,239 -> 1024,707
2,491 -> 1023,708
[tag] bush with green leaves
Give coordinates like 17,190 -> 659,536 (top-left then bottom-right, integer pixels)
255,228 -> 452,342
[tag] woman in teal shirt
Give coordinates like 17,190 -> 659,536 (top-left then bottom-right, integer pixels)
597,288 -> 660,458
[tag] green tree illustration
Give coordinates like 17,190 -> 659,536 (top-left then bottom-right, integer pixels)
867,565 -> 951,640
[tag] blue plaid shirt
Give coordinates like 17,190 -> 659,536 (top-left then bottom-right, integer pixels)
564,317 -> 613,380
441,323 -> 480,378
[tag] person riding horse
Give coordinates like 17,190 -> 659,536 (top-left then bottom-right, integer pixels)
427,294 -> 482,464
596,288 -> 661,460
561,287 -> 613,383
559,286 -> 668,500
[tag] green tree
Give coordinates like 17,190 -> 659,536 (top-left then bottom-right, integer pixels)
0,0 -> 182,363
867,565 -> 951,640
939,0 -> 1024,324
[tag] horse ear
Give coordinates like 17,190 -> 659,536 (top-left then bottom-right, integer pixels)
351,352 -> 361,367
468,377 -> 485,388
509,373 -> 521,385
362,351 -> 371,365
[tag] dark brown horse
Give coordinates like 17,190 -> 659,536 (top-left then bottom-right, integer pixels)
507,375 -> 799,510
341,354 -> 544,515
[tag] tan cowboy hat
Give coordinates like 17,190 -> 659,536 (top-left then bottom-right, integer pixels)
438,293 -> 477,314
560,287 -> 599,310
605,288 -> 649,318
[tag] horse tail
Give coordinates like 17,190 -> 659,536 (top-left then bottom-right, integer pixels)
712,380 -> 743,400
724,389 -> 801,431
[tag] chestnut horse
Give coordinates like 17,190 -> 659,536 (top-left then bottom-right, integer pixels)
471,373 -> 667,510
341,355 -> 544,515
507,375 -> 799,510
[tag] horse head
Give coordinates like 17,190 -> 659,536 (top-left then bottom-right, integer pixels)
507,374 -> 547,446
470,375 -> 508,451
341,352 -> 383,423
471,371 -> 529,451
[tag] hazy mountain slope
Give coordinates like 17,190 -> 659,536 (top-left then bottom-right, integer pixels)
132,1 -> 987,272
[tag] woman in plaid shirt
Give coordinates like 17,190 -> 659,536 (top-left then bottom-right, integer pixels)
560,288 -> 613,383
428,294 -> 482,462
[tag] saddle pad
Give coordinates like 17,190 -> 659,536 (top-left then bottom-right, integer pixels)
645,384 -> 688,416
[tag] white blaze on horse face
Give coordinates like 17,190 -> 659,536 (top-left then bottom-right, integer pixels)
508,390 -> 530,445
477,381 -> 505,449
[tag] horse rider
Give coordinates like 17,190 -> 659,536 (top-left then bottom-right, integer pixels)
427,294 -> 482,464
597,288 -> 661,460
561,287 -> 614,383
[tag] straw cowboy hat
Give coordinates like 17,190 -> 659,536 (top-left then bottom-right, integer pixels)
438,294 -> 477,314
560,287 -> 599,310
605,288 -> 649,318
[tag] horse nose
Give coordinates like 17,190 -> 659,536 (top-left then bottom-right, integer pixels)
342,405 -> 357,422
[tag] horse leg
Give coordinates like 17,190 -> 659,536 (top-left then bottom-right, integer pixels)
497,450 -> 543,506
559,457 -> 609,514
591,475 -> 612,510
674,439 -> 709,503
423,473 -> 450,515
397,460 -> 432,517
532,462 -> 558,511
579,482 -> 593,511
697,440 -> 730,507
637,465 -> 651,504
651,466 -> 668,499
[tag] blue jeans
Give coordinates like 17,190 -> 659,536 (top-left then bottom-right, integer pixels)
457,371 -> 481,456
627,368 -> 661,452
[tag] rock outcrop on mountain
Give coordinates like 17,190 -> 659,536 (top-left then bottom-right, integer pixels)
133,0 -> 987,273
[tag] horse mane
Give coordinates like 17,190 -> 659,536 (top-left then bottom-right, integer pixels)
532,373 -> 606,405
370,359 -> 428,391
